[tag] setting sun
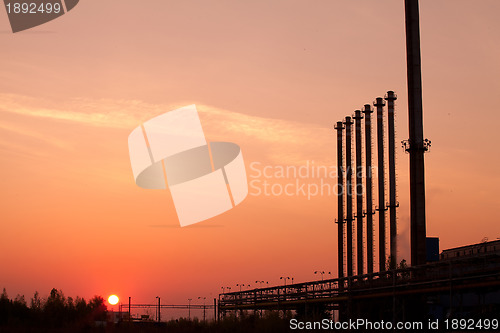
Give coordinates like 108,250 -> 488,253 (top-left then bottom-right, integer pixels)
108,295 -> 119,305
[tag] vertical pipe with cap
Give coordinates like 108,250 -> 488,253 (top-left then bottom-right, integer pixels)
362,104 -> 374,274
374,97 -> 386,272
335,121 -> 345,279
344,116 -> 354,277
385,91 -> 398,269
405,0 -> 427,267
354,110 -> 364,275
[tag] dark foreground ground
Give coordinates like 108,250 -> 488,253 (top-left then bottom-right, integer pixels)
2,315 -> 292,333
1,318 -> 288,333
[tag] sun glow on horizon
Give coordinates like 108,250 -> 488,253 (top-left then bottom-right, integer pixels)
108,295 -> 119,305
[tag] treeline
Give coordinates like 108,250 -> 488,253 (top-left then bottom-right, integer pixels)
0,288 -> 300,332
0,287 -> 107,330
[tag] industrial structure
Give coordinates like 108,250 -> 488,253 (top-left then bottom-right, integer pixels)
218,252 -> 500,321
386,91 -> 398,269
362,104 -> 375,274
404,0 -> 429,267
354,110 -> 364,276
330,0 -> 432,280
344,116 -> 354,277
334,121 -> 344,279
441,239 -> 500,260
217,0 -> 500,322
334,91 -> 399,277
117,298 -> 216,323
374,96 -> 388,272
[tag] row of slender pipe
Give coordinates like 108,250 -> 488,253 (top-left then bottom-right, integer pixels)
335,91 -> 398,278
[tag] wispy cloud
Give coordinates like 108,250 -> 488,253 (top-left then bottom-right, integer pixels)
0,120 -> 72,150
0,93 -> 148,129
0,93 -> 335,165
199,105 -> 335,165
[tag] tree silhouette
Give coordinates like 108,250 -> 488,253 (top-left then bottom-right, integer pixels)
0,288 -> 10,325
0,287 -> 108,329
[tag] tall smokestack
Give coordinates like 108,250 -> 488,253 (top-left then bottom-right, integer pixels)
385,91 -> 398,269
362,104 -> 374,274
354,110 -> 364,275
335,121 -> 345,279
374,97 -> 387,272
344,116 -> 354,276
405,0 -> 427,266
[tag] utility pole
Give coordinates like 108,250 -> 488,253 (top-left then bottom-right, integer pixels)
156,297 -> 161,322
128,297 -> 131,322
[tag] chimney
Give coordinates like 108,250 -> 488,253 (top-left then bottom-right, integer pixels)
404,0 -> 427,267
362,104 -> 375,274
374,97 -> 387,272
344,116 -> 354,276
354,110 -> 364,275
334,121 -> 345,278
385,91 -> 398,269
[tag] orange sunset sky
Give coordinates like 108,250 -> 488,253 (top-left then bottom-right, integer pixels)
1,0 -> 500,314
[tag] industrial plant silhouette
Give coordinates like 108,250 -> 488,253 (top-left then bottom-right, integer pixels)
217,0 -> 500,326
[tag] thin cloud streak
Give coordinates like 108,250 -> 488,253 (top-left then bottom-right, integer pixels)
0,121 -> 72,150
0,93 -> 335,165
